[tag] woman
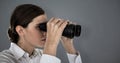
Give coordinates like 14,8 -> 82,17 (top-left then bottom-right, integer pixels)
0,4 -> 82,63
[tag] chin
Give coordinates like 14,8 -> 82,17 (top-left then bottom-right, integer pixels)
35,46 -> 43,49
35,44 -> 44,49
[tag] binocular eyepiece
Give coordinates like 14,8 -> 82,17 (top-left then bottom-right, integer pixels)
39,22 -> 81,38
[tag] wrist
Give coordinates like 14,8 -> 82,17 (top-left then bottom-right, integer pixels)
43,45 -> 57,56
43,41 -> 59,56
66,47 -> 77,54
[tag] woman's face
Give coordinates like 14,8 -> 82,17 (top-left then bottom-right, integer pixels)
23,14 -> 47,48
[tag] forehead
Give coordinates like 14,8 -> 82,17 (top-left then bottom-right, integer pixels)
31,14 -> 47,25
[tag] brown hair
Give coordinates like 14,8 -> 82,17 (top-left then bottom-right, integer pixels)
8,4 -> 45,44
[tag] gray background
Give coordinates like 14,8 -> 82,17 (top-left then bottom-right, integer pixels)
0,0 -> 120,63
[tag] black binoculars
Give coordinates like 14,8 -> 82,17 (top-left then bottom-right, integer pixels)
39,22 -> 81,38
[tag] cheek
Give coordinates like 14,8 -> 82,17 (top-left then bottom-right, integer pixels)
30,30 -> 45,47
29,30 -> 42,40
24,28 -> 45,47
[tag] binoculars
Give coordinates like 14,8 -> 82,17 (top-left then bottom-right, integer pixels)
39,22 -> 81,38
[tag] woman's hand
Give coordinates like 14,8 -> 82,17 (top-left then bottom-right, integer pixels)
61,36 -> 77,54
43,17 -> 68,56
61,21 -> 77,54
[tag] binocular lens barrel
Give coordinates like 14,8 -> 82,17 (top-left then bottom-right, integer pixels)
39,22 -> 81,38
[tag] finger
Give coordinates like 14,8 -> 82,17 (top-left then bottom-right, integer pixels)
67,20 -> 77,25
47,18 -> 56,28
49,18 -> 61,26
59,21 -> 68,31
47,17 -> 55,26
67,20 -> 72,24
48,17 -> 55,23
57,19 -> 68,27
53,18 -> 61,24
56,20 -> 64,27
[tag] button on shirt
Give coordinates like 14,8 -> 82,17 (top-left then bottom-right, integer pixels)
9,43 -> 82,63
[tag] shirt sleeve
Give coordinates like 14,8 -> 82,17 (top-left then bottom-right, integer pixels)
67,52 -> 82,63
40,54 -> 61,63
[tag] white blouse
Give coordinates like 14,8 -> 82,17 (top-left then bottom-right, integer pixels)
8,43 -> 82,63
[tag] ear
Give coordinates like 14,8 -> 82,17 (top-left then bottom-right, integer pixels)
15,25 -> 25,36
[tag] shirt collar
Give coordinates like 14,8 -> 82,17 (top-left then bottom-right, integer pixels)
9,43 -> 25,60
9,43 -> 42,60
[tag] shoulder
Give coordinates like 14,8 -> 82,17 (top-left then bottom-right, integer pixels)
0,50 -> 17,63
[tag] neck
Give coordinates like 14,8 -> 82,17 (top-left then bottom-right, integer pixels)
17,41 -> 34,56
